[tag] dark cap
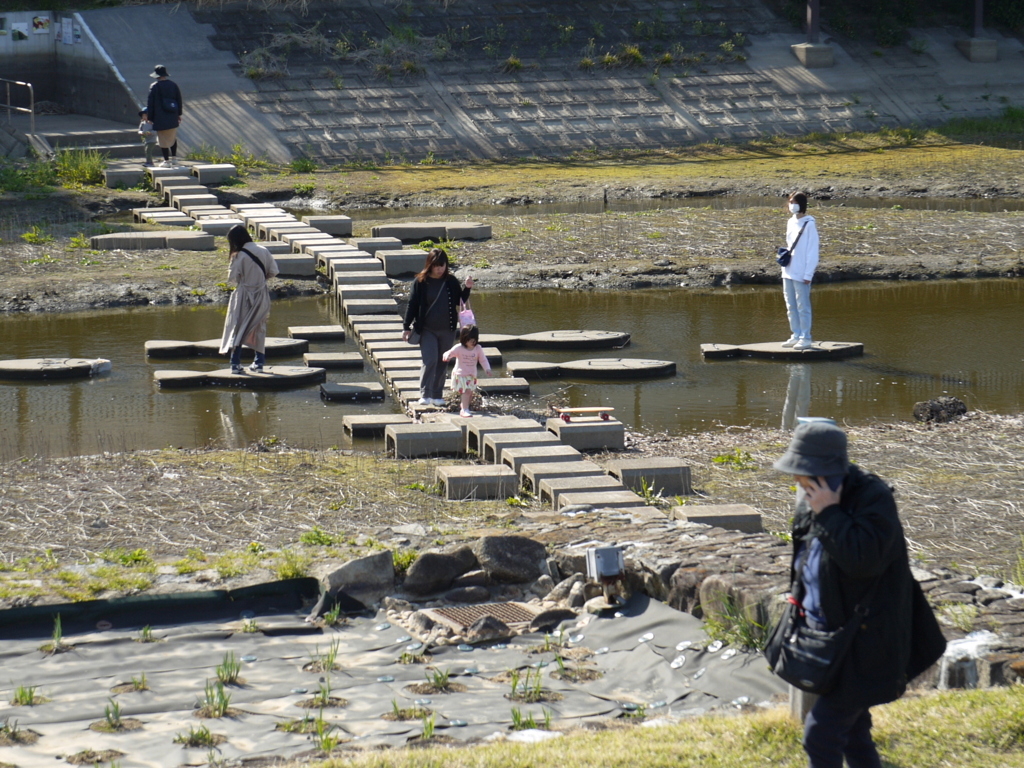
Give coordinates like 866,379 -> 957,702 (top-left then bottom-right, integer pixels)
138,109 -> 147,117
773,421 -> 849,477
149,65 -> 168,78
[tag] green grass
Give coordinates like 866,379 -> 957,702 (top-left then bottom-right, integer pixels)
55,148 -> 106,187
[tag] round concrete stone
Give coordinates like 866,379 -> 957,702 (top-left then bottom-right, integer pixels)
145,340 -> 198,358
0,358 -> 112,381
701,341 -> 864,361
191,337 -> 310,358
558,358 -> 676,379
517,330 -> 631,350
479,333 -> 522,349
153,370 -> 210,389
206,366 -> 326,389
506,361 -> 562,379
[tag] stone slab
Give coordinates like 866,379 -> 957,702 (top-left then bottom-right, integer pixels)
303,352 -> 363,369
376,249 -> 429,277
444,222 -> 492,240
436,464 -> 518,501
371,222 -> 447,241
104,167 -> 145,188
132,206 -> 176,222
351,315 -> 408,329
606,457 -> 693,497
289,325 -> 346,341
385,423 -> 464,459
163,232 -> 218,250
198,218 -> 245,236
517,330 -> 632,350
557,358 -> 676,379
483,430 -> 561,464
165,185 -> 210,204
501,444 -> 586,475
956,38 -> 998,63
90,231 -> 215,251
331,271 -> 391,286
337,284 -> 393,303
342,414 -> 412,437
255,241 -> 293,255
343,298 -> 399,316
302,215 -> 353,236
465,417 -> 546,453
671,503 -> 764,534
180,200 -> 224,216
173,194 -> 218,211
546,417 -> 625,451
507,361 -> 562,379
557,490 -> 647,511
791,42 -> 834,68
139,213 -> 195,227
155,365 -> 325,390
0,357 -> 112,381
477,377 -> 529,395
154,175 -> 195,193
144,336 -> 306,358
191,163 -> 237,184
700,341 -> 864,361
348,236 -> 402,255
519,459 -> 602,492
328,258 -> 381,281
539,475 -> 624,509
264,225 -> 319,241
230,203 -> 282,212
274,254 -> 317,277
320,382 -> 386,401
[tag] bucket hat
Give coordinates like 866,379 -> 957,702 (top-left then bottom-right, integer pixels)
773,421 -> 849,477
150,65 -> 168,78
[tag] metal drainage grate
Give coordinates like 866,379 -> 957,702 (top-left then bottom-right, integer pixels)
422,602 -> 541,634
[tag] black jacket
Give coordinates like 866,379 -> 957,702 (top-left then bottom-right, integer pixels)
146,79 -> 183,132
790,464 -> 944,709
403,274 -> 470,334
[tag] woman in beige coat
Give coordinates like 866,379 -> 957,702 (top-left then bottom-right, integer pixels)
219,225 -> 279,374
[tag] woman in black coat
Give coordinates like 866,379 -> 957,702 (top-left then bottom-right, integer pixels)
145,64 -> 183,167
402,248 -> 473,406
774,422 -> 945,768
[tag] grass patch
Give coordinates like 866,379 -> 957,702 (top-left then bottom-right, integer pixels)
55,148 -> 106,187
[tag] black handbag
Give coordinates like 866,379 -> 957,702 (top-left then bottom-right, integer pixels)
776,220 -> 809,267
763,546 -> 882,695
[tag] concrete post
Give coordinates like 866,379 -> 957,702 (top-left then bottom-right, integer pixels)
956,0 -> 997,62
974,0 -> 984,38
791,0 -> 833,68
807,0 -> 821,45
789,685 -> 818,721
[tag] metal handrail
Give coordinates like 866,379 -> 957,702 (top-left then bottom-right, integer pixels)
1,78 -> 35,137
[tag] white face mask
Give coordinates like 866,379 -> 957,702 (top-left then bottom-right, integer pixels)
789,203 -> 801,214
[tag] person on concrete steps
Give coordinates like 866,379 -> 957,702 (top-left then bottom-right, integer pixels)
219,225 -> 279,375
781,192 -> 819,351
146,64 -> 183,168
443,324 -> 492,417
137,110 -> 157,168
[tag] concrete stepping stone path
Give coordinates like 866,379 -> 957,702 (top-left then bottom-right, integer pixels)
481,329 -> 631,350
154,365 -> 325,390
342,414 -> 412,437
546,416 -> 626,451
144,337 -> 307,358
0,358 -> 111,381
701,341 -> 864,361
606,457 -> 693,497
320,382 -> 386,401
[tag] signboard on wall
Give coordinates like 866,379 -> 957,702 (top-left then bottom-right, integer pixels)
11,22 -> 29,41
32,15 -> 50,34
62,17 -> 74,45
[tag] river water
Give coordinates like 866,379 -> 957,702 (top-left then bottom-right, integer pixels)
1,279 -> 1022,459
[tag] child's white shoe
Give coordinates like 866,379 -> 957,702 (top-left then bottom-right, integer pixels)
460,409 -> 472,418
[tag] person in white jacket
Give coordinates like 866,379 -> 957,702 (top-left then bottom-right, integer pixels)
781,192 -> 819,350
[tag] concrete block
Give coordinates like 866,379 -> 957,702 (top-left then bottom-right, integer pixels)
343,414 -> 412,437
337,284 -> 393,303
606,457 -> 692,496
289,325 -> 346,341
147,166 -> 187,181
132,206 -> 176,222
154,175 -> 194,194
351,315 -> 407,329
327,256 -> 378,279
546,416 -> 625,451
672,503 -> 764,533
198,218 -> 245,236
304,352 -> 363,369
343,298 -> 399,316
254,241 -> 292,255
519,459 -> 602,492
243,213 -> 292,227
483,430 -> 561,464
436,464 -> 518,500
281,232 -> 337,248
332,271 -> 390,286
557,490 -> 647,510
308,243 -> 359,260
302,215 -> 353,236
791,43 -> 834,68
349,236 -> 402,255
465,417 -> 545,452
138,213 -> 195,227
444,222 -> 492,240
376,249 -> 429,277
540,475 -> 624,509
165,185 -> 211,204
174,195 -> 218,211
191,163 -> 237,184
956,38 -> 998,63
371,222 -> 446,241
320,382 -> 385,401
477,377 -> 529,396
262,224 -> 318,241
274,254 -> 316,277
230,203 -> 281,212
164,232 -> 217,251
104,167 -> 144,188
499,444 -> 583,474
90,231 -> 166,250
386,423 -> 464,458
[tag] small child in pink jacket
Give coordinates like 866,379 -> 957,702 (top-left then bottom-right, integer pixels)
443,324 -> 492,417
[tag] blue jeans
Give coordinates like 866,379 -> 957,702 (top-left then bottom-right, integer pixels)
804,697 -> 882,768
418,328 -> 455,399
230,347 -> 265,368
783,278 -> 813,341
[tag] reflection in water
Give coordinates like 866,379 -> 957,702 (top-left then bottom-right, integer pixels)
781,365 -> 811,431
1,280 -> 1024,457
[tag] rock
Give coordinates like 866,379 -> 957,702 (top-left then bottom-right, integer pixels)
551,551 -> 587,580
698,572 -> 777,632
383,596 -> 412,612
464,614 -> 513,643
311,550 -> 396,611
946,581 -> 983,594
529,607 -> 577,632
471,535 -> 549,584
667,567 -> 710,616
530,574 -> 555,598
977,589 -> 1013,606
445,544 -> 480,573
402,551 -> 473,595
391,523 -> 429,537
976,576 -> 1005,590
560,504 -> 594,515
567,580 -> 587,608
451,569 -> 489,588
409,611 -> 437,635
913,396 -> 967,423
445,586 -> 490,603
1006,598 -> 1024,611
548,573 -> 584,603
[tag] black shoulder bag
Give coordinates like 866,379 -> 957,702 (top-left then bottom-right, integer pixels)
763,543 -> 883,696
776,220 -> 809,267
239,246 -> 267,280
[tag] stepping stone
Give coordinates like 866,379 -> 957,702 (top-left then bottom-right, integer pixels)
191,163 -> 237,184
289,325 -> 346,341
465,417 -> 545,453
337,284 -> 392,303
275,254 -> 316,277
671,503 -> 764,533
375,248 -> 429,277
328,259 -> 381,282
444,222 -> 492,240
205,365 -> 325,389
153,370 -> 210,389
386,423 -> 463,458
320,382 -> 385,401
180,200 -> 222,216
557,490 -> 647,510
350,314 -> 403,328
342,414 -> 412,437
304,352 -> 363,369
164,185 -> 210,204
231,202 -> 282,212
243,213 -> 292,227
198,218 -> 245,236
343,298 -> 399,317
255,241 -> 292,254
264,224 -> 319,241
144,337 -> 307,358
104,167 -> 144,188
436,465 -> 518,501
155,175 -> 196,194
309,243 -> 360,260
546,416 -> 625,451
479,333 -> 522,349
352,322 -> 404,337
557,358 -> 676,379
174,194 -> 218,211
349,236 -> 402,255
164,232 -> 217,251
332,271 -> 391,286
139,213 -> 195,227
132,206 -> 176,222
518,330 -> 632,349
519,459 -> 602,492
483,430 -> 561,464
477,377 -> 529,395
540,475 -> 625,509
281,233 -> 337,250
302,215 -> 353,236
700,342 -> 864,361
90,231 -> 214,251
359,331 -> 405,346
373,349 -> 422,362
371,222 -> 447,241
606,457 -> 692,497
147,165 -> 189,181
0,357 -> 112,381
367,340 -> 420,353
507,361 -> 561,379
377,360 -> 421,379
500,443 -> 585,473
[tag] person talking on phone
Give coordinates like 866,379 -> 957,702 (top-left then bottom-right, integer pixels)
773,421 -> 944,768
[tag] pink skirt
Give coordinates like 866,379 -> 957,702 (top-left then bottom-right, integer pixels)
451,374 -> 478,394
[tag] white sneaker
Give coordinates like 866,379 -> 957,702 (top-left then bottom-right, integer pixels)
418,397 -> 430,405
781,337 -> 799,348
160,160 -> 172,168
432,398 -> 446,407
795,339 -> 814,350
